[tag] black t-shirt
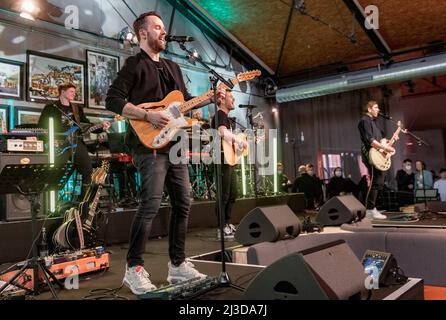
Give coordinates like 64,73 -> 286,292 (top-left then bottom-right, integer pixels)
38,100 -> 91,135
211,109 -> 231,130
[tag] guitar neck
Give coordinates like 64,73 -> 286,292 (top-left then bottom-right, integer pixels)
85,185 -> 102,225
179,90 -> 215,114
179,78 -> 246,114
388,126 -> 402,147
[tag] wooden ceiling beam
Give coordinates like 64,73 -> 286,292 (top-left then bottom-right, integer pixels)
342,0 -> 392,58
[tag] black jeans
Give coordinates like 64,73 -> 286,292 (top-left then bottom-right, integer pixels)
218,164 -> 237,225
127,153 -> 191,267
365,163 -> 384,210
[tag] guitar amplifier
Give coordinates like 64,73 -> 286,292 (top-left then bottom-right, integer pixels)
0,153 -> 49,221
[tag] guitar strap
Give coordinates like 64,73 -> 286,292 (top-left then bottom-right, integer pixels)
71,103 -> 81,125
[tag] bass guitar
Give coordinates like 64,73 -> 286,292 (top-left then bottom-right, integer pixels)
129,70 -> 261,149
52,161 -> 109,250
369,120 -> 402,171
55,115 -> 124,156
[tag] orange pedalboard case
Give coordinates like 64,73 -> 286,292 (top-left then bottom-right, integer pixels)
0,248 -> 110,290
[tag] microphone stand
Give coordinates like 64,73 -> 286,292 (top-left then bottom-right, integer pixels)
245,107 -> 258,199
177,42 -> 244,294
379,114 -> 429,146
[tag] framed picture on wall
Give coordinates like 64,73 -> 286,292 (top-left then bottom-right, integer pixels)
0,58 -> 23,99
0,105 -> 10,130
86,50 -> 119,109
15,107 -> 41,126
27,50 -> 85,104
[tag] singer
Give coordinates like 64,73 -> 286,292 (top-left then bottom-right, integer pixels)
358,100 -> 395,220
105,10 -> 208,296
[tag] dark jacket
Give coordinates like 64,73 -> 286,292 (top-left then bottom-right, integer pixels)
358,115 -> 384,165
105,49 -> 192,153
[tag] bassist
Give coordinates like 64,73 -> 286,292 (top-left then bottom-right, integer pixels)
358,100 -> 395,220
38,83 -> 110,196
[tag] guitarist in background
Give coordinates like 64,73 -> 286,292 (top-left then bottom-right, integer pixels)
38,83 -> 110,195
212,88 -> 248,240
105,11 -> 209,295
358,100 -> 395,220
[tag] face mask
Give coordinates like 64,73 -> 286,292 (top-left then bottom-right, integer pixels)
335,171 -> 342,177
307,170 -> 314,176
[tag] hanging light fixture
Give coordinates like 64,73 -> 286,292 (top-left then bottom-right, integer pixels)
19,0 -> 40,21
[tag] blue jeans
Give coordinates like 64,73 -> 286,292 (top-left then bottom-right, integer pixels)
127,152 -> 191,267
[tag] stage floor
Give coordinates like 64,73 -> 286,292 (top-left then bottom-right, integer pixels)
4,227 -> 240,300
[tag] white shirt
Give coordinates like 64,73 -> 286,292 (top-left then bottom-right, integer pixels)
434,179 -> 446,201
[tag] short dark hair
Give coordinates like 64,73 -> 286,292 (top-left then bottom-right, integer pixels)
363,100 -> 378,113
133,11 -> 162,42
58,83 -> 76,95
403,159 -> 412,163
440,168 -> 446,174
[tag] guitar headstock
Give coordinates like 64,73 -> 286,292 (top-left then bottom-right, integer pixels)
226,70 -> 262,87
92,160 -> 109,184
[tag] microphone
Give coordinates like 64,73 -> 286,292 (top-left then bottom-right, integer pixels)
166,35 -> 195,42
239,104 -> 257,109
378,112 -> 392,120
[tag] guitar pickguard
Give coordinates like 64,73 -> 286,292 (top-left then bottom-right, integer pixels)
152,102 -> 188,148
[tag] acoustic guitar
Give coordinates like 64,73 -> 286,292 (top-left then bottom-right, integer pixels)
129,70 -> 261,149
222,133 -> 249,166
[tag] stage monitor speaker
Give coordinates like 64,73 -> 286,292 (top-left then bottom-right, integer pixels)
0,193 -> 45,221
316,195 -> 366,226
234,205 -> 300,246
0,153 -> 48,221
244,240 -> 366,300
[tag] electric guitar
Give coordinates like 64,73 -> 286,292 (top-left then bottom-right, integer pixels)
369,121 -> 402,171
129,70 -> 261,149
52,161 -> 109,250
222,133 -> 249,166
55,115 -> 124,156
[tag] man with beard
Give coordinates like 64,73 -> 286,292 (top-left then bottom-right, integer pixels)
106,11 -> 210,295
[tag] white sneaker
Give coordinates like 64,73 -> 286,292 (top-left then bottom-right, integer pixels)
216,225 -> 235,240
167,260 -> 207,284
123,265 -> 157,295
365,208 -> 387,220
228,223 -> 237,233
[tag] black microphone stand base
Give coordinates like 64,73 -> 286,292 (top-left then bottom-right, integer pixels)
0,194 -> 63,299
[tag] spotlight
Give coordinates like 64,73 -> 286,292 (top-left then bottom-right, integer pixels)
119,27 -> 138,46
19,0 -> 39,21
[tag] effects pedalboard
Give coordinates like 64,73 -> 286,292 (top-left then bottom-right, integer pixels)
0,247 -> 110,293
138,276 -> 218,300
